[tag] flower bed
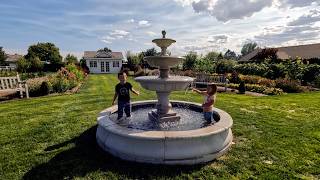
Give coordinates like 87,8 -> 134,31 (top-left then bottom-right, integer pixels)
225,83 -> 284,95
26,64 -> 86,97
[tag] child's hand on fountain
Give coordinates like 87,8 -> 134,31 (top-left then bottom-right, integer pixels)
132,88 -> 140,96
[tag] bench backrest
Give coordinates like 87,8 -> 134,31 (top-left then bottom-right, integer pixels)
196,74 -> 226,83
0,66 -> 16,71
0,75 -> 21,90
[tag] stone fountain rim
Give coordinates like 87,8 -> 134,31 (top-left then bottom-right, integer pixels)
152,38 -> 176,43
143,56 -> 184,60
98,100 -> 233,140
134,76 -> 194,82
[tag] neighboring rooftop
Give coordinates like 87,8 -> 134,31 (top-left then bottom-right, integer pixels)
5,54 -> 23,62
239,43 -> 320,62
83,51 -> 123,59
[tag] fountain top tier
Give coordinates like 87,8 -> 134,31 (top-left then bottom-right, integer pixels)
152,30 -> 176,56
141,30 -> 186,78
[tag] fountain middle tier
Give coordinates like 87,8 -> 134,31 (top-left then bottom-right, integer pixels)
144,56 -> 183,70
134,76 -> 194,92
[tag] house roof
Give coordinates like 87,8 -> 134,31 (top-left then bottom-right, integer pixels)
5,54 -> 23,62
83,51 -> 123,59
239,43 -> 320,62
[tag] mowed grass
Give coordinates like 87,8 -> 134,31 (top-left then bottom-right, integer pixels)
0,74 -> 319,180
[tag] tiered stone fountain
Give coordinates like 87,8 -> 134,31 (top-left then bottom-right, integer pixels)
96,31 -> 233,165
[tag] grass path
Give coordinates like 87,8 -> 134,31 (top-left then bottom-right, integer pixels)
0,74 -> 319,179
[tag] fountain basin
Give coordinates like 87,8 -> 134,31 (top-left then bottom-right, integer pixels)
144,56 -> 183,68
152,38 -> 176,48
135,76 -> 194,91
96,100 -> 233,165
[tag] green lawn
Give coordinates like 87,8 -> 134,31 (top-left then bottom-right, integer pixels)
0,74 -> 319,180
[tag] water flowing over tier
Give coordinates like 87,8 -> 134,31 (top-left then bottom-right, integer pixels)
135,76 -> 194,91
144,56 -> 183,69
152,38 -> 176,49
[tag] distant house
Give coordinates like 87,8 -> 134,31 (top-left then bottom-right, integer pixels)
83,51 -> 124,74
4,54 -> 23,68
239,43 -> 320,63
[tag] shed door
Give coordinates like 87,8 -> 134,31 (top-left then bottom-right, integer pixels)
100,61 -> 105,72
105,62 -> 110,72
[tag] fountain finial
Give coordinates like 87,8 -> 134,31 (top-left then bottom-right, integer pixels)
162,30 -> 166,38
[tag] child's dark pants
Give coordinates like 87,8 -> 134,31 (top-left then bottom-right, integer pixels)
117,101 -> 131,119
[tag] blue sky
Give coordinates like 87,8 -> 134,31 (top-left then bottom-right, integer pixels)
0,0 -> 320,58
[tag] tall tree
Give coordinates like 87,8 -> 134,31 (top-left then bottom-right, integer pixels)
25,42 -> 62,65
98,47 -> 112,52
64,54 -> 78,64
183,51 -> 198,70
143,48 -> 158,57
254,48 -> 278,63
205,51 -> 220,62
224,49 -> 237,60
0,47 -> 7,65
241,42 -> 258,56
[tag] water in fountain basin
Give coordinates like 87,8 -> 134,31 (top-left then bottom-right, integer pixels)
109,106 -> 208,131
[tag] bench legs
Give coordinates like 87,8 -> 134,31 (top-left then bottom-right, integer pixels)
25,84 -> 29,98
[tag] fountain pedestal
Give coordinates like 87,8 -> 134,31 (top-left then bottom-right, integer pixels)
148,90 -> 180,122
135,30 -> 193,122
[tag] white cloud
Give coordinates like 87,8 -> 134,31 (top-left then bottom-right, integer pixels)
288,9 -> 320,26
101,39 -> 112,44
176,0 -> 319,22
207,34 -> 229,43
146,31 -> 157,36
138,20 -> 151,27
127,19 -> 135,23
110,29 -> 130,36
279,0 -> 319,8
191,0 -> 273,22
102,35 -> 115,40
174,0 -> 200,6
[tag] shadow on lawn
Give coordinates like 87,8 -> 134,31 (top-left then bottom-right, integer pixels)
23,125 -> 204,179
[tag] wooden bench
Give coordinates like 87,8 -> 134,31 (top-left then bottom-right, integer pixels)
0,74 -> 29,98
194,73 -> 229,92
0,66 -> 16,71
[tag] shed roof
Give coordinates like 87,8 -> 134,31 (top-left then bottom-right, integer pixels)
83,51 -> 123,59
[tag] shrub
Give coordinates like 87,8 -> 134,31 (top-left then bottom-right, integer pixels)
245,84 -> 265,93
215,60 -> 237,74
0,70 -> 17,77
195,58 -> 215,73
265,63 -> 287,79
302,64 -> 320,84
49,67 -> 80,93
314,75 -> 320,88
50,75 -> 71,93
26,77 -> 50,97
39,81 -> 52,95
238,81 -> 246,94
263,87 -> 284,95
239,75 -> 275,87
183,70 -> 196,77
226,83 -> 283,95
258,78 -> 276,87
275,78 -> 305,93
229,71 -> 241,84
235,63 -> 268,76
65,63 -> 84,81
240,75 -> 261,84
